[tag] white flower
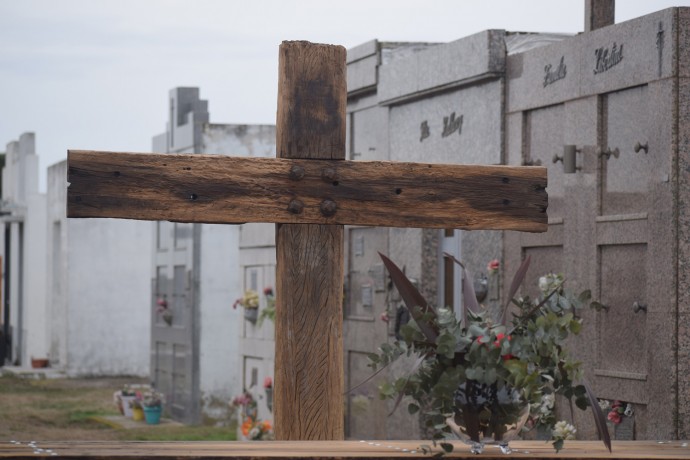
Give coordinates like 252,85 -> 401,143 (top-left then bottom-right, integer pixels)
552,420 -> 577,440
538,273 -> 564,294
598,399 -> 611,411
538,276 -> 550,292
624,404 -> 634,417
249,427 -> 261,439
538,394 -> 555,415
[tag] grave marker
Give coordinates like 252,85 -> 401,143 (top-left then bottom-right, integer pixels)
67,40 -> 547,440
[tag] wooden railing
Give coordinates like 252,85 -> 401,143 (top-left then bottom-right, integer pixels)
2,440 -> 689,459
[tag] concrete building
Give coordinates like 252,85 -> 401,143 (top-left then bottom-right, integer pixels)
0,131 -> 152,376
150,87 -> 276,424
0,133 -> 48,367
342,5 -> 690,442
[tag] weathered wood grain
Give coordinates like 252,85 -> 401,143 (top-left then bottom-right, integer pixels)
67,151 -> 548,232
274,41 -> 346,441
2,440 -> 688,459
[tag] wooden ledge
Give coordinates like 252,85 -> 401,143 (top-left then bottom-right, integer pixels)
1,440 -> 689,459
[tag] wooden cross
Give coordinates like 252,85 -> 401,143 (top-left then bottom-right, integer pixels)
67,41 -> 547,440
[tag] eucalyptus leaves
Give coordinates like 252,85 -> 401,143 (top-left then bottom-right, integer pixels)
367,253 -> 611,454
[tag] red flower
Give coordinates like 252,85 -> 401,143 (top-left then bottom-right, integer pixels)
476,333 -> 512,350
263,377 -> 273,389
493,333 -> 511,348
607,410 -> 622,424
487,259 -> 500,273
263,287 -> 274,297
476,333 -> 514,359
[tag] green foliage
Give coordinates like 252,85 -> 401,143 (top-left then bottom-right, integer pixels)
369,265 -> 600,453
257,290 -> 276,327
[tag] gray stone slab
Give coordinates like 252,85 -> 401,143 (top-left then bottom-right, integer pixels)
507,37 -> 582,113
579,8 -> 675,96
388,83 -> 502,165
347,54 -> 378,94
678,77 -> 690,439
351,106 -> 389,161
378,30 -> 505,104
505,112 -> 523,167
347,39 -> 378,64
679,8 -> 690,78
507,8 -> 678,113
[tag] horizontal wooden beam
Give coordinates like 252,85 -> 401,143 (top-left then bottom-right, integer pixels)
0,440 -> 679,459
67,150 -> 548,232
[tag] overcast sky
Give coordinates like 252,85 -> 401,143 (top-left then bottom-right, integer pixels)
1,0 -> 686,191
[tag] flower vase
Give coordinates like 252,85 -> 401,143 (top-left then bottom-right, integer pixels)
143,406 -> 162,425
120,396 -> 136,418
446,381 -> 530,455
244,308 -> 258,324
132,407 -> 145,422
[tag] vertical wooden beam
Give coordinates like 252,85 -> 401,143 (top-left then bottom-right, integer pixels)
274,41 -> 346,440
585,0 -> 615,32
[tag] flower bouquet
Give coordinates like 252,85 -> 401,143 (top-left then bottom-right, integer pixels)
141,390 -> 165,425
118,384 -> 138,418
241,417 -> 274,440
365,253 -> 611,454
232,390 -> 258,421
234,290 -> 260,324
142,390 -> 165,408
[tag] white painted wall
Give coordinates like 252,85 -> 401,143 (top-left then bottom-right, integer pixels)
202,124 -> 275,158
238,227 -> 276,423
24,192 -> 47,362
200,122 -> 277,422
47,160 -> 151,376
149,88 -> 278,423
198,223 -> 242,417
66,218 -> 151,376
46,161 -> 69,368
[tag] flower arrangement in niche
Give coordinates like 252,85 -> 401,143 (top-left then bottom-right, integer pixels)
156,298 -> 173,326
232,390 -> 258,420
599,399 -> 634,425
234,290 -> 261,324
364,253 -> 611,455
233,290 -> 259,310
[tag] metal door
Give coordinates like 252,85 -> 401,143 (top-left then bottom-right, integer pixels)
151,221 -> 199,424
